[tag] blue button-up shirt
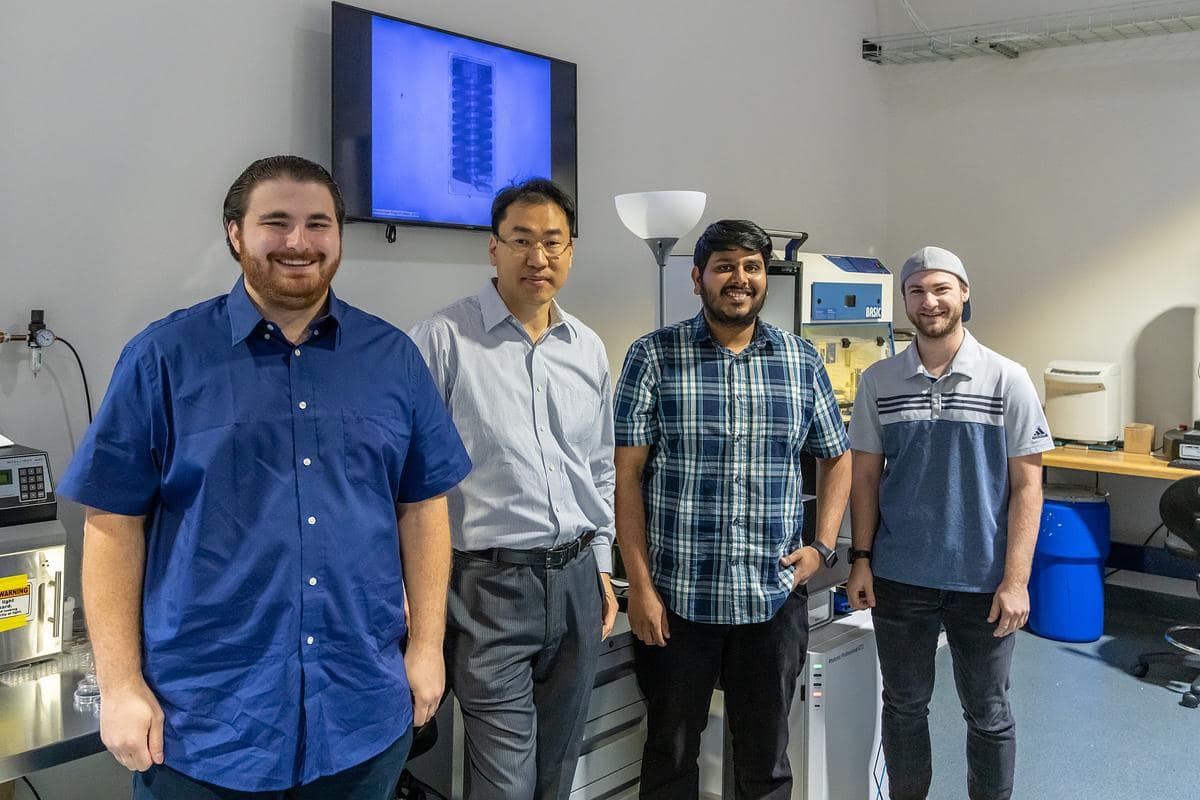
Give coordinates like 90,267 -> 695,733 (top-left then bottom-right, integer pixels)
58,278 -> 471,791
613,313 -> 848,625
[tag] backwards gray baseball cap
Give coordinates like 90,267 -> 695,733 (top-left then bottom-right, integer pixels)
900,245 -> 971,322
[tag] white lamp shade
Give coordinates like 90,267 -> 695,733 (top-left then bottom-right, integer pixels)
614,191 -> 707,240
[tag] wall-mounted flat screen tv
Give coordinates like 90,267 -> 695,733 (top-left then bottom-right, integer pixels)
332,2 -> 579,232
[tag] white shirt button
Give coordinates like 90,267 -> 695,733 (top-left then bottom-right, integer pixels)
307,516 -> 316,525
263,333 -> 271,340
294,349 -> 301,357
311,329 -> 319,336
548,465 -> 556,472
536,386 -> 543,393
302,458 -> 312,466
539,426 -> 546,432
308,577 -> 317,586
306,635 -> 314,645
266,324 -> 275,331
298,401 -> 307,410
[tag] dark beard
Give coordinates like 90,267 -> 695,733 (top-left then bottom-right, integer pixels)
907,307 -> 962,339
701,286 -> 766,328
240,250 -> 340,311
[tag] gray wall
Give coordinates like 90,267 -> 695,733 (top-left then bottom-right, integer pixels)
1,1 -> 889,609
877,1 -> 1200,544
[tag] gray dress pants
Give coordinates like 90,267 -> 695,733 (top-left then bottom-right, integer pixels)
446,547 -> 603,800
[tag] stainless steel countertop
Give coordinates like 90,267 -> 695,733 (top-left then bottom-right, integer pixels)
0,664 -> 102,782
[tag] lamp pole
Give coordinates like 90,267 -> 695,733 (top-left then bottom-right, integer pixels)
644,237 -> 678,329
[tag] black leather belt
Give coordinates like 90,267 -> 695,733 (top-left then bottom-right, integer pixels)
458,531 -> 596,569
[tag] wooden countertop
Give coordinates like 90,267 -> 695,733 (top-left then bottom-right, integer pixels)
1041,447 -> 1197,481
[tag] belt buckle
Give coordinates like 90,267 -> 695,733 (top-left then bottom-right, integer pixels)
546,541 -> 575,569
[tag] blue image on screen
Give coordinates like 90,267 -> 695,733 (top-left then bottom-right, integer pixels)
371,17 -> 553,227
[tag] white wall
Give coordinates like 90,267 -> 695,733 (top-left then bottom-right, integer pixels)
1,0 -> 889,605
877,1 -> 1200,543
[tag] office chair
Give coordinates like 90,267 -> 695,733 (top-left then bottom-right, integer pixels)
1131,475 -> 1200,708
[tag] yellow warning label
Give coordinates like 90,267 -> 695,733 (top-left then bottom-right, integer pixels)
0,575 -> 31,633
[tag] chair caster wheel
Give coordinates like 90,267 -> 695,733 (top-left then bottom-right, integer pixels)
1183,692 -> 1199,709
1131,662 -> 1149,678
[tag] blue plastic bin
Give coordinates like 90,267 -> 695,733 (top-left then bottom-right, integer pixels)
1027,485 -> 1111,643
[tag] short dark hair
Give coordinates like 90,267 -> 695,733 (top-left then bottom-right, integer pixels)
222,155 -> 346,261
693,219 -> 772,272
491,178 -> 576,235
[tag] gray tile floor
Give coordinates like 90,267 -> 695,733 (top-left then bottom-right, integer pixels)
924,583 -> 1199,800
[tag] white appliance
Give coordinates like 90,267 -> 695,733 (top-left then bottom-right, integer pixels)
1043,361 -> 1121,443
700,614 -> 887,799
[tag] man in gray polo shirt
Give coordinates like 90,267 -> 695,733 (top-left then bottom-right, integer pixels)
847,246 -> 1052,800
409,178 -> 617,800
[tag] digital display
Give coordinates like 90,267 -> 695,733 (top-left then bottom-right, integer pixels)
0,470 -> 10,487
332,3 -> 578,232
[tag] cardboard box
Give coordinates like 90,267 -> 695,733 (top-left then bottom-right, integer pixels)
1123,423 -> 1155,455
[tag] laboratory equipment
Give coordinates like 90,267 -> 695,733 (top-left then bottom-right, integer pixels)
0,443 -> 66,669
772,253 -> 895,420
0,519 -> 66,670
700,615 -> 887,799
0,445 -> 57,528
1043,361 -> 1121,444
1169,426 -> 1200,470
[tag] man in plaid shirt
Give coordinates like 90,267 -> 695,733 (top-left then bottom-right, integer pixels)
614,219 -> 851,799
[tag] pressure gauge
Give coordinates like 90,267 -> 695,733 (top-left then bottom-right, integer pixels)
33,328 -> 55,348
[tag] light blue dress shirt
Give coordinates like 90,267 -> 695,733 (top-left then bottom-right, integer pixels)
409,280 -> 615,572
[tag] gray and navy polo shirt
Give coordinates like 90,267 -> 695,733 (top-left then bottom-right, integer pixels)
848,331 -> 1053,592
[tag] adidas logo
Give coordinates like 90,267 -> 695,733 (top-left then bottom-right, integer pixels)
1032,426 -> 1049,440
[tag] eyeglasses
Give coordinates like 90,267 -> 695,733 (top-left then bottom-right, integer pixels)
495,233 -> 573,259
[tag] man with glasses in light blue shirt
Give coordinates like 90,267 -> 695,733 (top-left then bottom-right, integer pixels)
409,179 -> 617,800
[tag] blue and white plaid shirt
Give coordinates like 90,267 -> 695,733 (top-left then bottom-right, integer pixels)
614,313 -> 848,625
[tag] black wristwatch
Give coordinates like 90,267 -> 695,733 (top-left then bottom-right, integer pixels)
810,540 -> 838,569
849,548 -> 873,564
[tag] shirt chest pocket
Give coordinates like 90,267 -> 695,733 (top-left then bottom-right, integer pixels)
549,384 -> 600,444
343,411 -> 412,496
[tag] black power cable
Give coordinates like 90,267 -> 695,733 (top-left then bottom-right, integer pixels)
22,775 -> 44,800
53,336 -> 93,423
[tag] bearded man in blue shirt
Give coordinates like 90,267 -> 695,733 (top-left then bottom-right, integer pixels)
58,155 -> 471,799
614,219 -> 852,799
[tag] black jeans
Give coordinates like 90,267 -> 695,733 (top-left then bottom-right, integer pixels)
871,577 -> 1017,800
633,587 -> 808,800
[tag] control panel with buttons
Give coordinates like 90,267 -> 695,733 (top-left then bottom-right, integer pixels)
0,445 -> 57,527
